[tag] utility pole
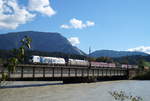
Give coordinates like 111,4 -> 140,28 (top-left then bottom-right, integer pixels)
89,47 -> 91,69
89,47 -> 91,55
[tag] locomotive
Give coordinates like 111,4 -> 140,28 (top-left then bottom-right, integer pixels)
29,55 -> 65,65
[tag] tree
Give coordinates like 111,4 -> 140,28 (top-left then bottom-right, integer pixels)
96,57 -> 113,63
18,36 -> 32,63
1,36 -> 32,82
138,59 -> 145,70
7,57 -> 18,73
121,57 -> 129,64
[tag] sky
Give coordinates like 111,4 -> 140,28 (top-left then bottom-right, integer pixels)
1,0 -> 150,54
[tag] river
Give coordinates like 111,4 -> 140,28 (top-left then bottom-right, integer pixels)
0,80 -> 150,101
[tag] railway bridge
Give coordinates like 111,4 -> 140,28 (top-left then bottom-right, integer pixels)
0,64 -> 130,83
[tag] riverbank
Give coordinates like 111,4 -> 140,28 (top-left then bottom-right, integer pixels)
0,81 -> 63,88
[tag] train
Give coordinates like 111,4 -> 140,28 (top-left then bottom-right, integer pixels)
121,64 -> 138,69
29,55 -> 89,66
29,55 -> 138,69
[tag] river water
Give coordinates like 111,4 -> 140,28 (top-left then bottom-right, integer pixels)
0,80 -> 150,101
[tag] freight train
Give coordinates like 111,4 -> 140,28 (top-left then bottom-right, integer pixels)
29,55 -> 138,69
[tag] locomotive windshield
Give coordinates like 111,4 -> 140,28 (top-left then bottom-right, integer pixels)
29,56 -> 33,59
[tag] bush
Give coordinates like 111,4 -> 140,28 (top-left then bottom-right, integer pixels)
133,70 -> 150,80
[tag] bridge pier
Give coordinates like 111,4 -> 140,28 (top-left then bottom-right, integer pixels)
97,76 -> 127,81
63,77 -> 98,84
62,76 -> 128,84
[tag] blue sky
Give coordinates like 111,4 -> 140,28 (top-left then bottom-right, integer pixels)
1,0 -> 150,54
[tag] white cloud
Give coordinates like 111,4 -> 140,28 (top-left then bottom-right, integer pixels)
86,21 -> 95,26
68,37 -> 80,46
61,18 -> 95,29
127,46 -> 150,54
0,0 -> 35,29
70,18 -> 86,29
28,0 -> 56,16
0,0 -> 56,30
60,24 -> 70,29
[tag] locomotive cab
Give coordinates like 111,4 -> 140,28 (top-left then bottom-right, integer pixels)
29,55 -> 41,63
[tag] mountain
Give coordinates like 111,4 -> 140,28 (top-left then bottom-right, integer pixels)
0,31 -> 85,55
89,50 -> 149,58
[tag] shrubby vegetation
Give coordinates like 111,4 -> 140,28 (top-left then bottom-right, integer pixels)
109,90 -> 143,101
113,55 -> 150,65
133,70 -> 150,80
95,56 -> 114,63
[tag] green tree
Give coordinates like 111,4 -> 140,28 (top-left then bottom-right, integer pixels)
18,36 -> 32,63
7,57 -> 18,73
96,57 -> 113,63
121,57 -> 129,64
138,59 -> 145,70
1,36 -> 32,82
0,58 -> 3,64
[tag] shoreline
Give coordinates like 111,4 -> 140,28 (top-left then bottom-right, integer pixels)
0,81 -> 63,89
0,80 -> 147,89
